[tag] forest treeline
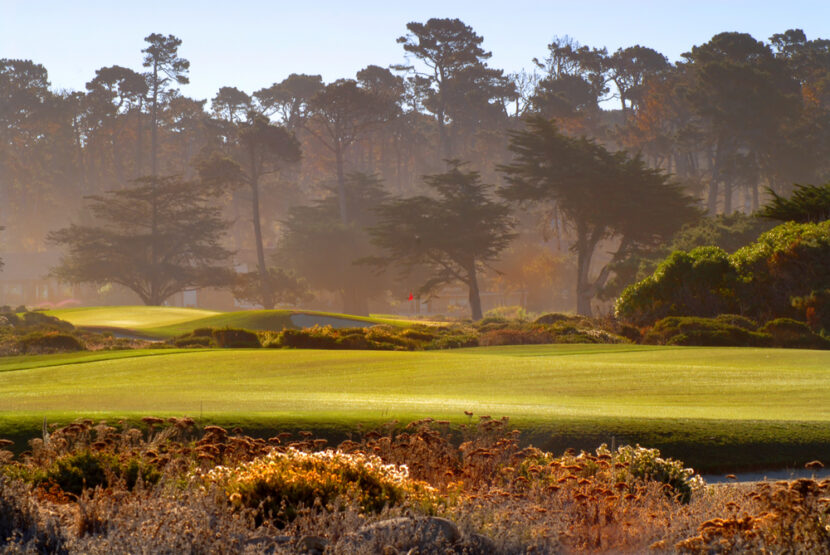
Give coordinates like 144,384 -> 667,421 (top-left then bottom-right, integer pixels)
3,21 -> 830,315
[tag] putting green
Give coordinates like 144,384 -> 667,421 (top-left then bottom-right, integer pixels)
44,306 -> 431,338
2,344 -> 828,470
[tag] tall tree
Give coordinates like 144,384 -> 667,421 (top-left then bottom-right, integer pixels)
280,174 -> 390,315
198,116 -> 301,308
607,45 -> 669,115
759,182 -> 830,223
499,118 -> 700,316
370,161 -> 515,320
307,79 -> 394,223
142,33 -> 189,177
681,32 -> 800,214
397,18 -> 503,157
48,176 -> 232,305
255,74 -> 323,131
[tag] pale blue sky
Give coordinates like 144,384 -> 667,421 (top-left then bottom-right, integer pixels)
3,0 -> 830,102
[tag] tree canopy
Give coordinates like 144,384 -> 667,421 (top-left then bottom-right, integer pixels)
499,117 -> 700,316
370,161 -> 514,320
48,177 -> 232,305
759,182 -> 830,223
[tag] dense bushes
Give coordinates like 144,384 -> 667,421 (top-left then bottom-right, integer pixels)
640,315 -> 829,348
17,331 -> 85,354
617,221 -> 830,327
205,448 -> 436,525
643,316 -> 771,347
211,328 -> 261,348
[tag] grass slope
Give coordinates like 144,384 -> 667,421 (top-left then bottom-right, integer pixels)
1,344 -> 828,471
45,306 -> 422,338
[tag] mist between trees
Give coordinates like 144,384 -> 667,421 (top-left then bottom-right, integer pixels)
2,22 -> 830,318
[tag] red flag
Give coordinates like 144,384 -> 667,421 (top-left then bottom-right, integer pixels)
408,292 -> 414,301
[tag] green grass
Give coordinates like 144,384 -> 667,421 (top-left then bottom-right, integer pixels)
1,344 -> 828,471
44,306 -> 430,338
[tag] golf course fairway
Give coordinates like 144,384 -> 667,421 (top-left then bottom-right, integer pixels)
1,344 -> 828,471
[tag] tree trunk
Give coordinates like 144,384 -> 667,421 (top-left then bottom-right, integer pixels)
466,262 -> 483,321
250,179 -> 274,309
342,286 -> 369,316
150,64 -> 159,178
574,224 -> 594,317
335,141 -> 348,224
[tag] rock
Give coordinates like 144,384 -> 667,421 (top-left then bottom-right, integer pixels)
338,516 -> 461,553
297,534 -> 328,554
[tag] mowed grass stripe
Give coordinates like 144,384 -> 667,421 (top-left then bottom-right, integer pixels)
0,345 -> 827,422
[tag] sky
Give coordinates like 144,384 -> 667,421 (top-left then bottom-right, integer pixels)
3,0 -> 830,103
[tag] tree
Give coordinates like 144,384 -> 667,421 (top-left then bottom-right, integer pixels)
307,79 -> 394,223
211,86 -> 251,125
759,182 -> 830,223
280,173 -> 390,315
680,32 -> 801,214
142,33 -> 189,177
198,116 -> 301,308
607,45 -> 669,115
397,18 -> 507,157
499,118 -> 699,316
0,226 -> 4,272
370,161 -> 515,320
48,176 -> 232,305
254,74 -> 323,130
531,36 -> 608,126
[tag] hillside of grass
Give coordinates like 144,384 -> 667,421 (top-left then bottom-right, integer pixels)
1,344 -> 828,471
44,306 -> 428,338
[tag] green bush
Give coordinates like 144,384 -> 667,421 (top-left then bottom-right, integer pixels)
18,332 -> 85,354
19,311 -> 74,332
713,314 -> 759,331
617,222 -> 830,326
643,317 -> 770,347
211,328 -> 261,348
759,318 -> 830,349
479,327 -> 552,346
791,289 -> 830,334
616,247 -> 740,326
40,451 -> 160,496
174,336 -> 214,348
191,327 -> 214,338
534,312 -> 583,325
731,220 -> 830,321
400,328 -> 436,342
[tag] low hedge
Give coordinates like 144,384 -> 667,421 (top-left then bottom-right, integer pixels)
211,328 -> 261,348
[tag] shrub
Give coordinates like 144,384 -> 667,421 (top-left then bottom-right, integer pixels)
791,289 -> 830,334
618,221 -> 830,326
211,328 -> 261,348
18,332 -> 85,354
38,451 -> 159,496
204,448 -> 436,525
190,327 -> 214,337
616,247 -> 740,326
400,328 -> 435,342
643,317 -> 770,347
19,311 -> 74,332
713,313 -> 758,330
731,220 -> 830,321
278,326 -> 341,349
604,444 -> 704,503
759,318 -> 830,349
534,312 -> 583,325
174,336 -> 214,348
479,327 -> 552,346
429,332 -> 479,349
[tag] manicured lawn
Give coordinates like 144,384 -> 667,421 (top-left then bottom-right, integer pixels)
45,306 -> 433,338
1,344 -> 828,471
